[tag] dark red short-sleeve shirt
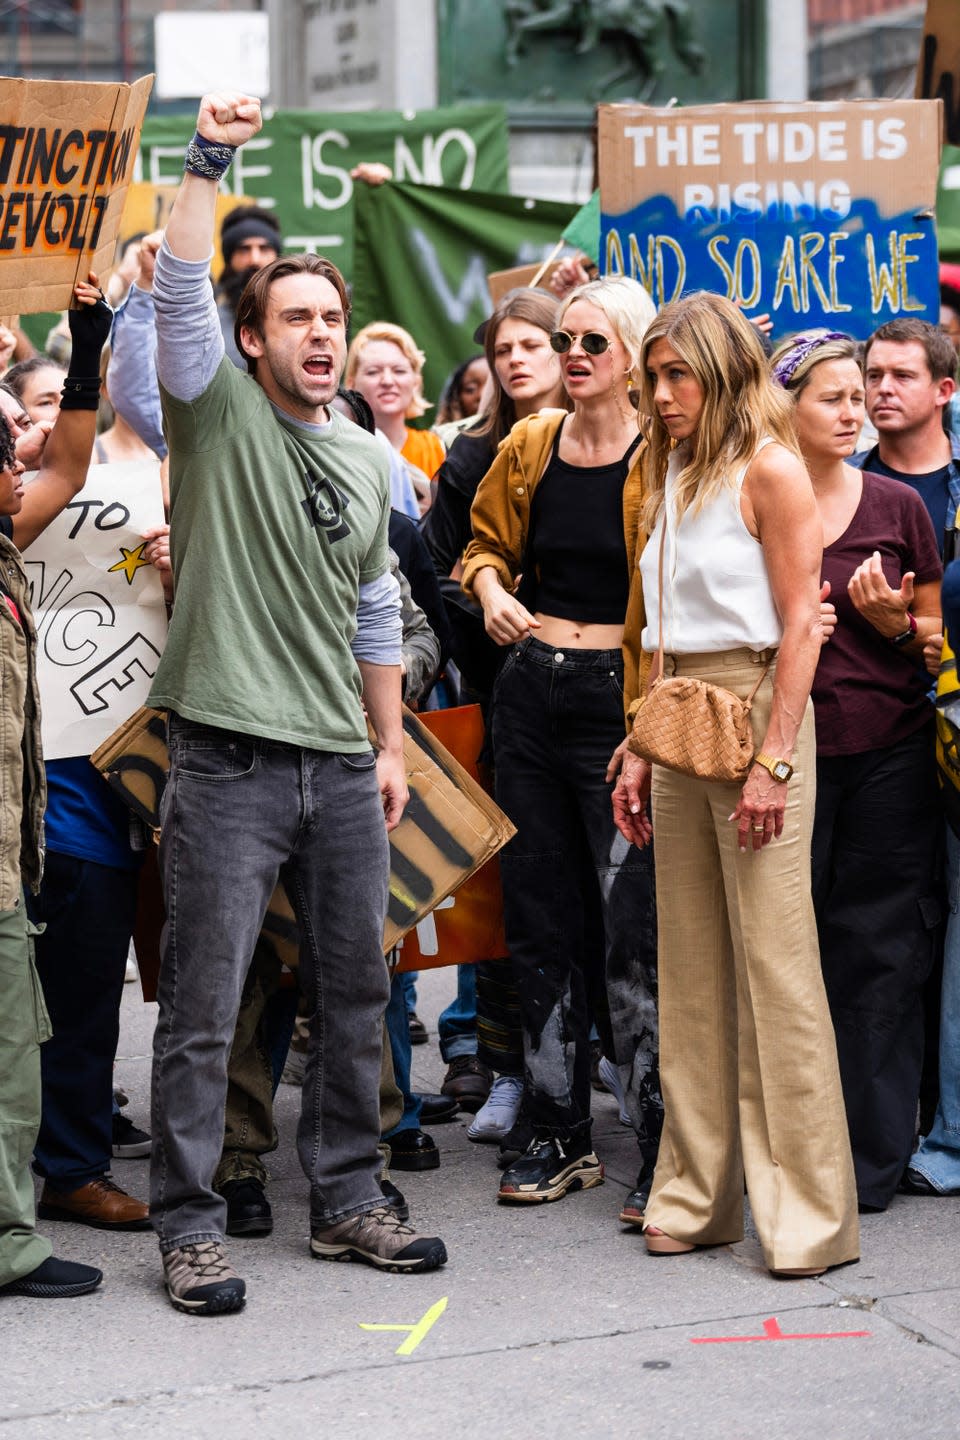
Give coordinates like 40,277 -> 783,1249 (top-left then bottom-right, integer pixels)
812,470 -> 942,757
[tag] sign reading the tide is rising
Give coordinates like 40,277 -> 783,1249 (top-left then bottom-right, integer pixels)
0,74 -> 153,314
599,100 -> 943,339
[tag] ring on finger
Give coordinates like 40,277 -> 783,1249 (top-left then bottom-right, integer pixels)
752,823 -> 764,833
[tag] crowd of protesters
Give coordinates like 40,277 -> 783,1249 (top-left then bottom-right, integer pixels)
1,86 -> 960,1312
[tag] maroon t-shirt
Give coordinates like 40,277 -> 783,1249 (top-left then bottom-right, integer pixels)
812,470 -> 942,757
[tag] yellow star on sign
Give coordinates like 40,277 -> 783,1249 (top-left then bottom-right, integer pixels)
108,542 -> 152,586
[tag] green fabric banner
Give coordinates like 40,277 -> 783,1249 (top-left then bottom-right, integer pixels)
136,104 -> 510,282
351,179 -> 575,412
938,146 -> 960,259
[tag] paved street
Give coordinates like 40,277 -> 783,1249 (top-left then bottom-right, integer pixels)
2,964 -> 960,1440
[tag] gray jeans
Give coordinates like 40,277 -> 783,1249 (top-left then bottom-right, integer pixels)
150,715 -> 390,1251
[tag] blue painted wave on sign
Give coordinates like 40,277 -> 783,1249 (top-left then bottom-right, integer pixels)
600,194 -> 939,339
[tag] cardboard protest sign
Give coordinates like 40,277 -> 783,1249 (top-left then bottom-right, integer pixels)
91,705 -> 516,962
917,0 -> 960,147
351,180 -> 575,409
394,704 -> 508,973
119,181 -> 250,279
24,459 -> 167,760
599,100 -> 943,339
0,74 -> 153,314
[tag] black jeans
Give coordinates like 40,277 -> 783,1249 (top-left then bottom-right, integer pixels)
492,638 -> 661,1156
813,724 -> 941,1210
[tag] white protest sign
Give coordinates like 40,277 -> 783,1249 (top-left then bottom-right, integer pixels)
23,459 -> 167,760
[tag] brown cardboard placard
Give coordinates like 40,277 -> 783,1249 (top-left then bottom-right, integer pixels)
486,260 -> 562,303
0,73 -> 154,315
90,704 -> 516,962
917,0 -> 960,146
599,99 -> 943,339
119,181 -> 250,279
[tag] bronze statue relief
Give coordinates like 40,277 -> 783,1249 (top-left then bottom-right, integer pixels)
503,0 -> 705,97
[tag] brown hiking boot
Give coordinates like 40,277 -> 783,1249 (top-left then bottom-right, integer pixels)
162,1241 -> 246,1315
310,1205 -> 447,1273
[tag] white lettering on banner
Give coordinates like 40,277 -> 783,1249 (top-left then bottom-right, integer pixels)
395,129 -> 478,189
229,138 -> 274,207
624,117 -> 909,169
284,234 -> 346,252
409,229 -> 489,323
301,131 -> 352,211
24,460 -> 167,761
683,180 -> 852,221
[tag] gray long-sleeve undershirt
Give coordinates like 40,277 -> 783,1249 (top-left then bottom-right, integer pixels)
152,240 -> 400,665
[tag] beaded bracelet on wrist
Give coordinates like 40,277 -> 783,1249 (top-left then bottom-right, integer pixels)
184,132 -> 237,182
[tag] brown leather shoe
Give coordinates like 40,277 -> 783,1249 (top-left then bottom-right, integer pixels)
38,1176 -> 151,1231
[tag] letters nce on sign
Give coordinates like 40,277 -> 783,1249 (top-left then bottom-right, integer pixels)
599,100 -> 942,338
0,73 -> 153,315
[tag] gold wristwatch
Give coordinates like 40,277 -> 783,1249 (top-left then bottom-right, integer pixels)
755,752 -> 793,783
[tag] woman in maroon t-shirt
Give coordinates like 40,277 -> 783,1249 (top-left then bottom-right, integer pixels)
774,331 -> 942,1214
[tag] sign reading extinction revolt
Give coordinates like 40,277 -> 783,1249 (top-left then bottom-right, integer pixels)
599,100 -> 943,338
136,104 -> 509,281
0,74 -> 153,313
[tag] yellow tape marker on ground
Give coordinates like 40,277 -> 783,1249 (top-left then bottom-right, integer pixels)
359,1296 -> 449,1355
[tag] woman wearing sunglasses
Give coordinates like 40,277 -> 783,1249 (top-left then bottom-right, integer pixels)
613,293 -> 859,1276
461,276 -> 662,1218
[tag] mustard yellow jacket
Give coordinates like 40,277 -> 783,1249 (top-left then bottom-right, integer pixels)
461,410 -> 650,727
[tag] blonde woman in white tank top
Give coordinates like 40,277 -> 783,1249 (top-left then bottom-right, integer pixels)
611,292 -> 859,1278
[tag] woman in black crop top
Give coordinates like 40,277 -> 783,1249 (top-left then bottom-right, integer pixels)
464,277 -> 662,1217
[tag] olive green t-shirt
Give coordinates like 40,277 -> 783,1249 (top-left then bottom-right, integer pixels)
148,357 -> 390,752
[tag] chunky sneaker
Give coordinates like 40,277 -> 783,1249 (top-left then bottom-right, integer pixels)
467,1075 -> 524,1143
310,1205 -> 447,1273
112,1112 -> 152,1158
498,1135 -> 604,1204
597,1056 -> 632,1127
162,1241 -> 246,1315
497,1114 -> 535,1169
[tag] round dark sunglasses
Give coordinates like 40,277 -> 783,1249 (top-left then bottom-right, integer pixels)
549,330 -> 610,356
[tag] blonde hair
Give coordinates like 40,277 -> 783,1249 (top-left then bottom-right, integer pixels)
345,321 -> 431,418
640,292 -> 800,530
559,275 -> 656,387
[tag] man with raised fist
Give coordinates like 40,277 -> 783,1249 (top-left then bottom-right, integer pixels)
147,91 -> 446,1316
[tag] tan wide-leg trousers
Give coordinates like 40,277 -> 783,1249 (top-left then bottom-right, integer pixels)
644,650 -> 859,1272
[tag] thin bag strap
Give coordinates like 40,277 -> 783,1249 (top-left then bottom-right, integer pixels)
656,504 -> 774,704
656,516 -> 666,679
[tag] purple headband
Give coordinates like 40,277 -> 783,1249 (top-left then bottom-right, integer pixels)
772,332 -> 850,388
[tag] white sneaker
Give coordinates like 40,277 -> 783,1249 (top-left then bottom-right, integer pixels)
598,1056 -> 631,1127
467,1075 -> 523,1142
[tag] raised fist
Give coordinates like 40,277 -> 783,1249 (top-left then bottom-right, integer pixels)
196,93 -> 263,149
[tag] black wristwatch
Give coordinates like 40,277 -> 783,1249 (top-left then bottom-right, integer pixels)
890,613 -> 918,648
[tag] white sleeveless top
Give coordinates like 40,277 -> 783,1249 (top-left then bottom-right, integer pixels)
639,439 -> 782,654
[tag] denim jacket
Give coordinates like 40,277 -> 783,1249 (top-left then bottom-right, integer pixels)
850,430 -> 960,564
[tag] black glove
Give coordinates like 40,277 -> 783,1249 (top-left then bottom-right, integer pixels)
67,291 -> 113,376
61,291 -> 113,410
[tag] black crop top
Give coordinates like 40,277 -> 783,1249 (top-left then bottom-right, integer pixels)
526,419 -> 640,624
